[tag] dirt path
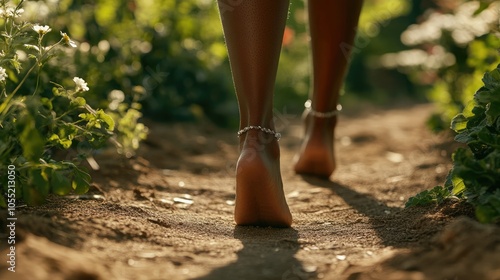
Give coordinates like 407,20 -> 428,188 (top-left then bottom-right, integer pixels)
1,104 -> 499,280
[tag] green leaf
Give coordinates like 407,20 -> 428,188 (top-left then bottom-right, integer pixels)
70,97 -> 86,108
475,85 -> 500,105
52,87 -> 62,96
482,68 -> 500,92
454,132 -> 472,144
41,97 -> 53,110
477,127 -> 500,148
462,100 -> 477,118
25,168 -> 50,205
72,168 -> 91,194
97,109 -> 115,131
79,112 -> 90,119
60,138 -> 72,149
20,114 -> 44,161
451,114 -> 468,132
49,133 -> 72,149
49,134 -> 59,141
405,186 -> 450,207
475,204 -> 499,224
467,108 -> 486,129
486,101 -> 500,125
450,175 -> 465,196
51,170 -> 72,195
468,140 -> 494,159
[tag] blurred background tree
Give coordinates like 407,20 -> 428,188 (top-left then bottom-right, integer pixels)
20,0 -> 499,129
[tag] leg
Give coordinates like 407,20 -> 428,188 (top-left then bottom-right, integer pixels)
217,0 -> 292,227
294,0 -> 364,178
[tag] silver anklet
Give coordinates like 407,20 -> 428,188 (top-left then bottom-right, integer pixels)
237,126 -> 281,141
304,100 -> 341,118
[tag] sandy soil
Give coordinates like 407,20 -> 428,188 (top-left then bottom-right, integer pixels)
1,104 -> 499,280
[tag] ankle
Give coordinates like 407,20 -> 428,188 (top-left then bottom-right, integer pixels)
238,125 -> 281,150
238,125 -> 281,141
304,99 -> 342,118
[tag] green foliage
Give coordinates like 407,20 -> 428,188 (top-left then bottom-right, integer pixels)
15,0 -> 416,125
357,0 -> 411,33
407,65 -> 500,224
406,185 -> 450,206
429,32 -> 500,131
25,0 -> 235,125
105,88 -> 149,157
378,1 -> 500,131
449,66 -> 500,223
0,0 -> 116,205
403,1 -> 500,223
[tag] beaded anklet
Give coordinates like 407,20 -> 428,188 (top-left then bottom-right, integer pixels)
237,125 -> 281,141
304,99 -> 341,118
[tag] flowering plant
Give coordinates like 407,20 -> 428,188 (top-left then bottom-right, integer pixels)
0,0 -> 115,205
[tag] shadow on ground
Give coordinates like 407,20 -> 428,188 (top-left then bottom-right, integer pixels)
302,176 -> 450,248
196,227 -> 315,280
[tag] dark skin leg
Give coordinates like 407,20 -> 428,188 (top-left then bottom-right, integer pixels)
294,0 -> 364,178
217,0 -> 292,227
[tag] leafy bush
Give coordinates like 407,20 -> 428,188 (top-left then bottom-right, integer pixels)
0,0 -> 122,206
34,0 -> 236,126
8,0 -> 418,127
407,65 -> 500,224
378,0 -> 500,131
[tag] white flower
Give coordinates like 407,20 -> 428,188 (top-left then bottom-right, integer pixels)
0,67 -> 7,82
60,31 -> 77,48
73,77 -> 89,92
32,24 -> 52,35
0,7 -> 24,18
14,8 -> 24,17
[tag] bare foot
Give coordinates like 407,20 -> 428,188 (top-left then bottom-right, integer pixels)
234,130 -> 292,227
293,112 -> 337,178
